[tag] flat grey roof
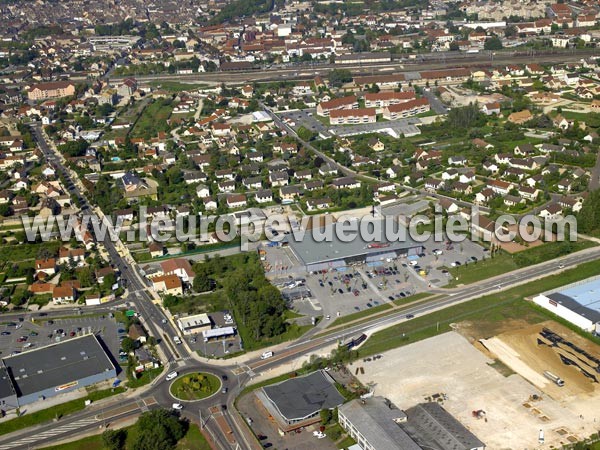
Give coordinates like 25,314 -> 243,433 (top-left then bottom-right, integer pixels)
285,220 -> 421,266
402,402 -> 485,450
0,367 -> 16,399
2,334 -> 115,397
547,293 -> 600,323
262,370 -> 344,422
339,398 -> 420,450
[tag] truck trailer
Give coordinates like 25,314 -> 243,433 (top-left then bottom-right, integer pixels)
543,370 -> 565,387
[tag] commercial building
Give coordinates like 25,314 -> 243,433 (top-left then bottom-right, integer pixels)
532,277 -> 600,333
177,313 -> 212,335
258,370 -> 344,431
0,334 -> 116,409
338,397 -> 485,450
285,220 -> 423,272
202,326 -> 236,341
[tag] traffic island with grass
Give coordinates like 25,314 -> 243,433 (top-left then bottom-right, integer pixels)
170,373 -> 221,401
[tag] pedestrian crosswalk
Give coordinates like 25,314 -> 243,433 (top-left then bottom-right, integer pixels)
0,416 -> 100,450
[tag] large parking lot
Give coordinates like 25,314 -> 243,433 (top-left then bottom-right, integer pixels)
265,236 -> 488,322
278,109 -> 331,137
0,312 -> 121,365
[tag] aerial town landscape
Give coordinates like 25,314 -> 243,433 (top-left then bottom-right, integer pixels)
1,0 -> 600,449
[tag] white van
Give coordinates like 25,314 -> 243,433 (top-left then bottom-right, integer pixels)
260,351 -> 274,360
166,371 -> 178,381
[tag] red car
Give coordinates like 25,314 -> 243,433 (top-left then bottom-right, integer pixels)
16,336 -> 27,343
69,331 -> 76,337
353,290 -> 359,296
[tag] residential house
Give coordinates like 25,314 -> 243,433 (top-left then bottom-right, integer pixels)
152,274 -> 184,296
226,193 -> 248,209
306,197 -> 332,211
52,285 -> 76,305
507,110 -> 533,124
539,203 -> 563,220
160,258 -> 195,283
254,189 -> 273,204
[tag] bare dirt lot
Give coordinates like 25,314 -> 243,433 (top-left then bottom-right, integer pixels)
482,321 -> 600,401
350,331 -> 600,450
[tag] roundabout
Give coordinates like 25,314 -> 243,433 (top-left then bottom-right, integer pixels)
169,372 -> 222,402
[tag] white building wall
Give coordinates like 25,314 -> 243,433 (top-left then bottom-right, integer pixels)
532,294 -> 595,331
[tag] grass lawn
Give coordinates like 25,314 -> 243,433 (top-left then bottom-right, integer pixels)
330,303 -> 393,327
355,258 -> 600,358
392,292 -> 432,306
170,372 -> 221,401
37,432 -> 106,450
237,322 -> 313,351
283,309 -> 304,320
175,424 -> 212,450
0,241 -> 61,261
447,240 -> 595,287
337,436 -> 357,449
326,293 -> 433,330
37,423 -> 210,450
0,387 -> 125,436
127,367 -> 163,389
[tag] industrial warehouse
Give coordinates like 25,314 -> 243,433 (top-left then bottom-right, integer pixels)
0,334 -> 116,409
285,220 -> 424,272
533,276 -> 600,333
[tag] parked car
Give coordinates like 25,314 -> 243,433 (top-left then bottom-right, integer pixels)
172,403 -> 183,410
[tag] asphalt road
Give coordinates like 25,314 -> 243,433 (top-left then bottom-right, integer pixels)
26,126 -> 251,450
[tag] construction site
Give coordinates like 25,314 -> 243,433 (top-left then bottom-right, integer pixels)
350,328 -> 600,450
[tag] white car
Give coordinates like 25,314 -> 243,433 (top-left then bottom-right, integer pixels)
558,263 -> 565,269
166,371 -> 178,381
172,403 -> 183,410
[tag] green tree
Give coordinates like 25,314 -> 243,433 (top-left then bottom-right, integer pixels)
102,429 -> 127,450
121,336 -> 136,353
328,69 -> 353,88
297,126 -> 315,141
193,265 -> 213,292
132,409 -> 188,450
484,35 -> 503,50
320,408 -> 333,425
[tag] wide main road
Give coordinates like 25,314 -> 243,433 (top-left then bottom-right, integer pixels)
244,245 -> 600,373
28,125 -> 258,450
30,124 -> 187,363
109,49 -> 599,84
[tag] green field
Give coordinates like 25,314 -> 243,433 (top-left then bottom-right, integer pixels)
130,98 -> 174,139
170,372 -> 221,401
356,258 -> 600,358
0,241 -> 61,262
447,240 -> 595,287
0,387 -> 125,436
148,81 -> 208,92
